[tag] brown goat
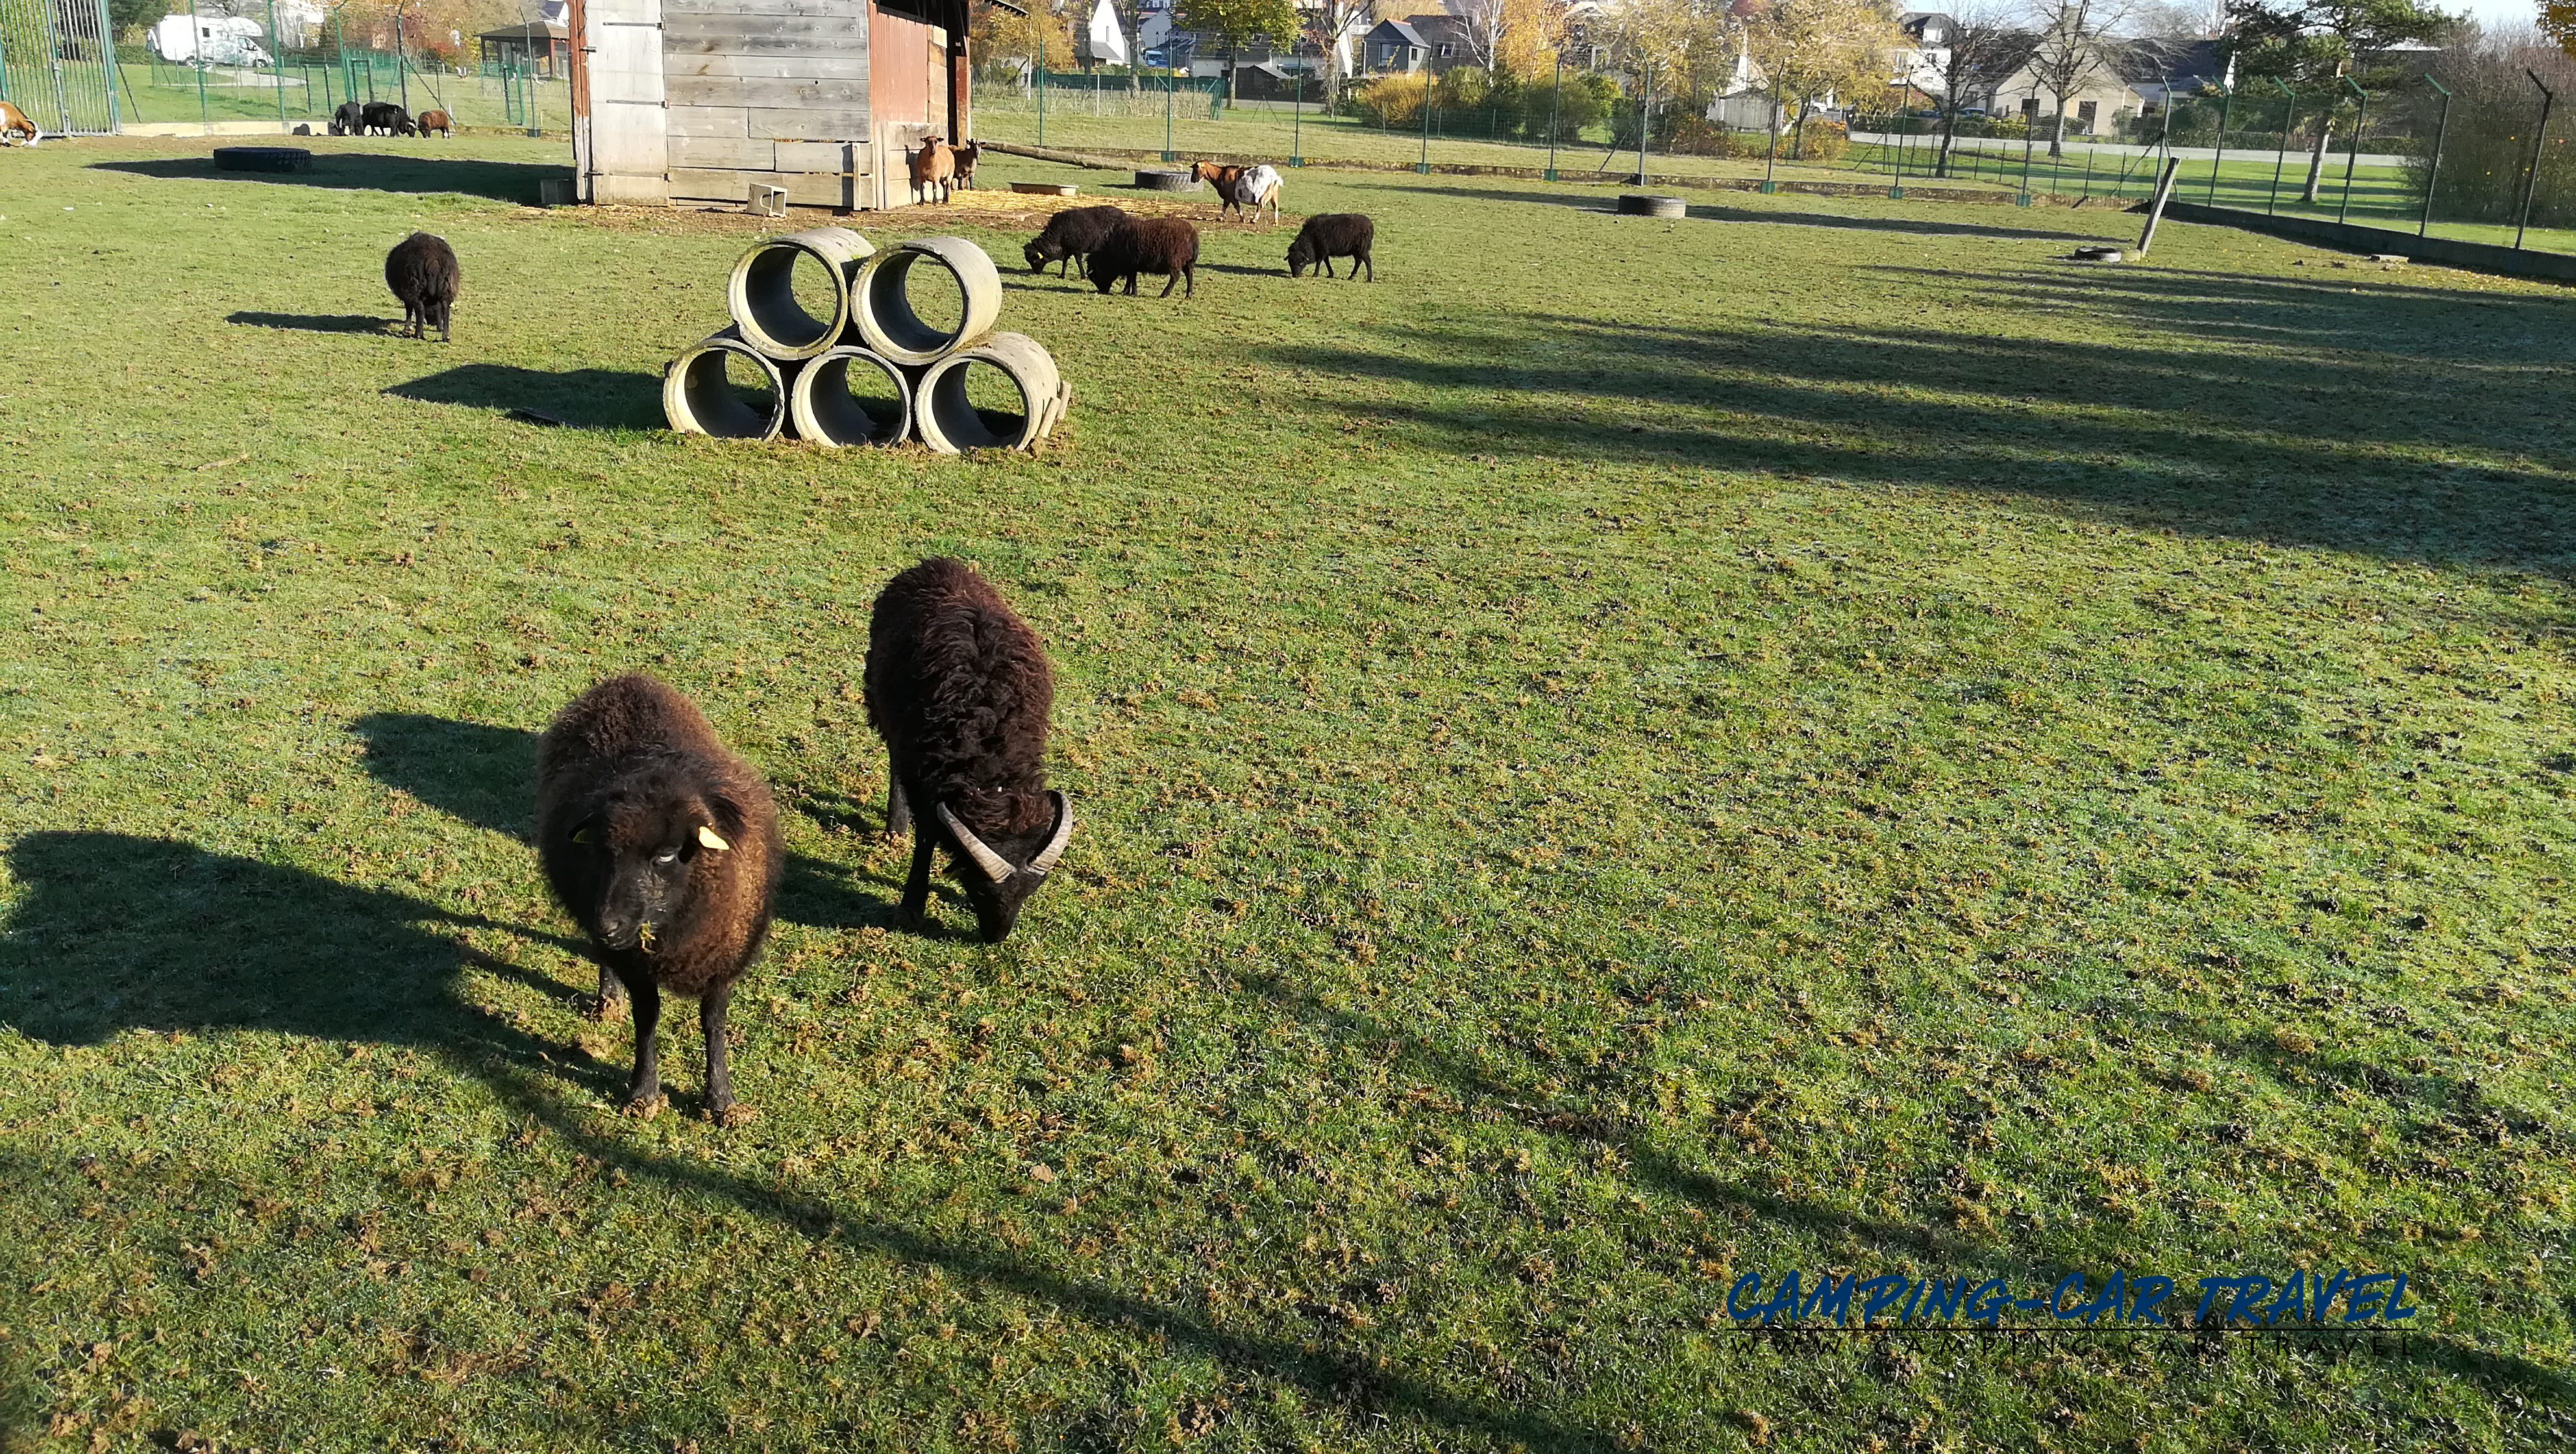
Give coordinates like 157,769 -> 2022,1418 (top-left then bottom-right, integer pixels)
953,139 -> 982,189
538,674 -> 782,1122
1189,160 -> 1248,218
911,136 -> 957,203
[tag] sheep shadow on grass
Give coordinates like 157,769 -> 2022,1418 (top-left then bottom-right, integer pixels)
384,364 -> 666,432
226,310 -> 396,335
349,711 -> 908,934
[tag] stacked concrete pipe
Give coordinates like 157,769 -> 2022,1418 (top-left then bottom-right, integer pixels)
663,228 -> 1071,454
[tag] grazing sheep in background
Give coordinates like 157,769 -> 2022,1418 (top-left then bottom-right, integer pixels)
865,558 -> 1073,943
384,232 -> 460,342
1023,204 -> 1128,278
415,108 -> 453,138
1230,164 -> 1283,225
538,673 -> 782,1122
910,136 -> 956,203
362,101 -> 413,136
1287,213 -> 1374,280
329,99 -> 365,136
1089,216 -> 1198,299
953,139 -> 982,189
0,100 -> 40,146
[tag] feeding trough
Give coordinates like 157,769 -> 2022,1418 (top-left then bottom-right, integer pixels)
2072,245 -> 2125,262
214,147 -> 311,173
1616,194 -> 1687,218
1013,181 -> 1078,197
1133,169 -> 1197,192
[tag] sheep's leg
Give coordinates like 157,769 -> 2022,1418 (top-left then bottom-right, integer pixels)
436,301 -> 451,343
1183,264 -> 1195,299
586,960 -> 625,1022
1159,269 -> 1180,299
700,980 -> 743,1122
886,769 -> 912,838
623,974 -> 663,1111
1322,257 -> 1335,279
899,822 -> 937,927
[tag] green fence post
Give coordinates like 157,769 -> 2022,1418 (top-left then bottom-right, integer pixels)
1291,69 -> 1301,164
1163,73 -> 1173,160
2516,68 -> 2555,251
1544,48 -> 1561,180
2419,75 -> 2452,238
1418,82 -> 1430,173
2266,80 -> 2294,214
2207,84 -> 2231,204
268,0 -> 285,124
2018,95 -> 2035,204
1036,54 -> 1045,145
1762,100 -> 1779,193
2336,77 -> 2367,223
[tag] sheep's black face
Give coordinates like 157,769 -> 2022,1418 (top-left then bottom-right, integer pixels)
939,793 -> 1073,943
1286,240 -> 1315,277
563,787 -> 732,955
1024,240 -> 1056,273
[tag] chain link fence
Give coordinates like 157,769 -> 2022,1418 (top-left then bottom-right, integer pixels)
0,0 -> 119,134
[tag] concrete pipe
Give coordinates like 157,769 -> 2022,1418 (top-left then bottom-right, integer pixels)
1616,194 -> 1687,218
788,346 -> 915,448
850,237 -> 1003,366
664,328 -> 791,441
912,331 -> 1070,455
726,226 -> 875,361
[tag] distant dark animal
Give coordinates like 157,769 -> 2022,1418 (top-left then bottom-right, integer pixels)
1089,216 -> 1198,299
538,674 -> 782,1122
1287,213 -> 1374,281
865,558 -> 1073,943
362,101 -> 412,137
415,108 -> 453,138
952,139 -> 981,189
384,232 -> 459,342
329,99 -> 365,136
910,136 -> 956,203
1022,204 -> 1128,278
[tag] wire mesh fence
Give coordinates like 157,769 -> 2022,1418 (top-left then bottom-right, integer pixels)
0,0 -> 120,136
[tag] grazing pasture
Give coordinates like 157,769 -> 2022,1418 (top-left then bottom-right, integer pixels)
2,135 -> 2574,1451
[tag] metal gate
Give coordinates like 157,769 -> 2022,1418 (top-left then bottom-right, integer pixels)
0,0 -> 120,136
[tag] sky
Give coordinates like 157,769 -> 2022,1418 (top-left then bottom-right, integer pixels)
2451,0 -> 2549,31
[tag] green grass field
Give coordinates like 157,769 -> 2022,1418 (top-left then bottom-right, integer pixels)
4,134 -> 2576,1452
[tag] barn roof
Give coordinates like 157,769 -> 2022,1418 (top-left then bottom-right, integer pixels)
480,21 -> 569,42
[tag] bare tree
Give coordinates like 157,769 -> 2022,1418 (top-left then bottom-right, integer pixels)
2024,0 -> 2135,156
1304,0 -> 1374,106
1925,5 -> 2035,175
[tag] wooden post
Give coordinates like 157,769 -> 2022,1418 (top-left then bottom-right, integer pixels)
2136,155 -> 2183,256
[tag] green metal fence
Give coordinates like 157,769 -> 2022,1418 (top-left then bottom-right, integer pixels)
0,0 -> 121,136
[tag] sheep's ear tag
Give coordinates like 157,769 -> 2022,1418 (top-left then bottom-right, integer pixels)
697,825 -> 731,852
569,827 -> 595,844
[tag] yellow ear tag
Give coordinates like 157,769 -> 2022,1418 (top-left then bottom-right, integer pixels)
697,825 -> 731,852
569,828 -> 594,844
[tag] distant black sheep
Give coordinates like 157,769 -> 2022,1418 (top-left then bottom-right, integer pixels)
329,100 -> 365,136
865,558 -> 1073,943
1287,213 -> 1374,281
384,232 -> 458,342
1089,216 -> 1198,299
1023,204 -> 1128,278
538,674 -> 782,1122
362,101 -> 413,136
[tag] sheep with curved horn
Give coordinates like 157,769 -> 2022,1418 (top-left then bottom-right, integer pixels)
865,558 -> 1074,943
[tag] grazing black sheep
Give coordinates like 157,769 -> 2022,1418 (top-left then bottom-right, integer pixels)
362,101 -> 413,136
1089,216 -> 1199,299
1022,204 -> 1128,278
329,100 -> 365,136
1287,212 -> 1375,281
865,558 -> 1072,943
538,674 -> 782,1122
384,232 -> 459,342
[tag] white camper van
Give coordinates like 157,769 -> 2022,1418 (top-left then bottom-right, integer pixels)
148,14 -> 273,68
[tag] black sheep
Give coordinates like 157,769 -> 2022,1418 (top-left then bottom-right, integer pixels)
1023,204 -> 1128,278
384,232 -> 458,342
538,674 -> 782,1122
865,558 -> 1073,943
329,100 -> 365,136
1089,216 -> 1199,299
362,101 -> 413,136
1287,213 -> 1375,281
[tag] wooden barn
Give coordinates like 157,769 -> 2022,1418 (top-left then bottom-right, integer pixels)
567,0 -> 972,212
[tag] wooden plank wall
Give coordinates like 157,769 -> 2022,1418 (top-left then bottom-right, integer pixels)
868,5 -> 937,210
660,0 -> 872,207
582,0 -> 674,204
